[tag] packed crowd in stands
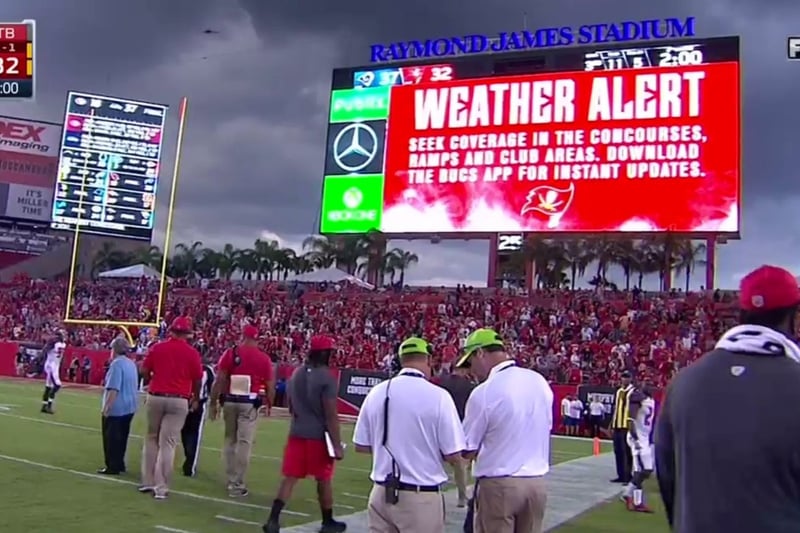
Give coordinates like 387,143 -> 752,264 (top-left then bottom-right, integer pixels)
0,274 -> 738,386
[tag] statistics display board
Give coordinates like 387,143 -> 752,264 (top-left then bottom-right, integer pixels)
0,20 -> 35,100
51,92 -> 168,241
320,36 -> 740,234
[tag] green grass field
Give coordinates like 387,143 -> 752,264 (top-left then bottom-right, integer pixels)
0,379 -> 667,532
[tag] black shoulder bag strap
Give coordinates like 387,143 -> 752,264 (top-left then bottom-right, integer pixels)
382,376 -> 400,504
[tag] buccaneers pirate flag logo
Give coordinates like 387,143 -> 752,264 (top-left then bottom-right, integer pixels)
520,183 -> 576,228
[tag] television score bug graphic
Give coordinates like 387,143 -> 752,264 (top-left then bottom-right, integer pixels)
0,20 -> 35,99
584,43 -> 704,71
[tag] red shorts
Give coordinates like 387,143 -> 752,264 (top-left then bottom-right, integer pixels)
281,436 -> 335,481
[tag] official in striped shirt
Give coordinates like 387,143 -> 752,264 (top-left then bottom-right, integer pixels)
610,371 -> 634,483
180,359 -> 215,476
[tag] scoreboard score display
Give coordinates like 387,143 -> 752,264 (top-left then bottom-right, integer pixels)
0,20 -> 35,100
50,92 -> 168,241
320,36 -> 740,235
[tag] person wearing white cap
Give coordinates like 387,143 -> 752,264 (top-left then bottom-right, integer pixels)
455,328 -> 553,533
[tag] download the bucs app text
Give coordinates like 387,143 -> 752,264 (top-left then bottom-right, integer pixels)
381,62 -> 739,233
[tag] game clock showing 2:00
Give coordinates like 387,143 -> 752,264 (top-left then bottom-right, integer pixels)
0,20 -> 35,99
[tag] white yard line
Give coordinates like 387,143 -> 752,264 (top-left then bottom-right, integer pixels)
0,453 -> 309,516
0,411 -> 372,473
155,526 -> 198,533
304,498 -> 355,510
341,492 -> 369,500
215,515 -> 262,526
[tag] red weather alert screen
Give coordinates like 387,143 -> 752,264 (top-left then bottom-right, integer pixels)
382,61 -> 739,233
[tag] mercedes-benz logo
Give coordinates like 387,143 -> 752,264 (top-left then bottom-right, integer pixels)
332,123 -> 378,173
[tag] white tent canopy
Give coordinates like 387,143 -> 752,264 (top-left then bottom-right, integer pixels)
98,263 -> 170,281
289,267 -> 374,289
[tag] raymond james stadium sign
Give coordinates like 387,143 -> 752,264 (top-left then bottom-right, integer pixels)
369,16 -> 695,63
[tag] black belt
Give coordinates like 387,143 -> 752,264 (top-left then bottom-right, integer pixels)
377,481 -> 442,493
225,396 -> 256,404
149,392 -> 189,399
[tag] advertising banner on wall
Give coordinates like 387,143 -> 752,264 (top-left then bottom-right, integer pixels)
0,115 -> 60,223
336,368 -> 389,414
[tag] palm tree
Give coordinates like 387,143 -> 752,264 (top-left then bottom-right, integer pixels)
205,243 -> 239,280
562,239 -> 590,290
91,242 -> 132,277
674,239 -> 707,291
302,235 -> 339,270
132,245 -> 163,268
236,249 -> 260,280
386,248 -> 419,287
613,240 -> 637,290
588,239 -> 618,283
274,248 -> 297,280
173,241 -> 204,278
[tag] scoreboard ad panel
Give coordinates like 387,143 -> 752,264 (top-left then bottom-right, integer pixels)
51,92 -> 168,241
319,36 -> 740,235
0,20 -> 35,100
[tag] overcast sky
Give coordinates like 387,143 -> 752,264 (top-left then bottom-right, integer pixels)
2,0 -> 798,289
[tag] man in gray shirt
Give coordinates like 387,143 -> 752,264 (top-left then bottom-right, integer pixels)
656,265 -> 800,532
438,365 -> 475,507
264,335 -> 346,533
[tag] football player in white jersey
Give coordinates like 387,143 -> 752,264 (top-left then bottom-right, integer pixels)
622,385 -> 656,513
41,332 -> 66,414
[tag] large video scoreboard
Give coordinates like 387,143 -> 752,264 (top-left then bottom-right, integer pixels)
50,92 -> 168,241
320,36 -> 740,235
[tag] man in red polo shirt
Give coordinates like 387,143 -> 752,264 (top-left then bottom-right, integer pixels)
209,324 -> 274,497
263,335 -> 345,533
138,316 -> 203,500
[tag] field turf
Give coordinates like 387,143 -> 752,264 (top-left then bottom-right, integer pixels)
0,379 -> 666,532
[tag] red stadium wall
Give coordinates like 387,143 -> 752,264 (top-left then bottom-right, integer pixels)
0,343 -> 119,385
0,341 -> 17,376
0,345 -> 663,435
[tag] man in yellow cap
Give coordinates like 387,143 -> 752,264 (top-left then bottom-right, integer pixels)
456,328 -> 553,533
354,336 -> 465,533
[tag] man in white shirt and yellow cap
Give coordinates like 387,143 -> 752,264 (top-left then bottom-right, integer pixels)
456,328 -> 554,533
354,336 -> 466,533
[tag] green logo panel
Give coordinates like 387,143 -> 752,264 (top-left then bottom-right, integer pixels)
329,86 -> 391,123
320,175 -> 384,234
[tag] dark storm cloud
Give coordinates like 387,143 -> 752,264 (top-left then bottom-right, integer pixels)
3,0 -> 800,286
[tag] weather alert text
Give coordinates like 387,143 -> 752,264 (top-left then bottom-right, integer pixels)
381,62 -> 739,233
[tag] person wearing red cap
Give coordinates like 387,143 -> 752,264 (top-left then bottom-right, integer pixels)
208,323 -> 274,497
263,335 -> 346,533
138,316 -> 203,499
655,265 -> 800,532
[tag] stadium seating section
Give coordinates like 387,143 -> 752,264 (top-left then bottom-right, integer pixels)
0,276 -> 738,387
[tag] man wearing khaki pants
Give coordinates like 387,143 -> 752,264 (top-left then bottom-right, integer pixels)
138,317 -> 203,500
437,363 -> 475,506
456,329 -> 553,533
353,337 -> 465,533
209,324 -> 274,497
